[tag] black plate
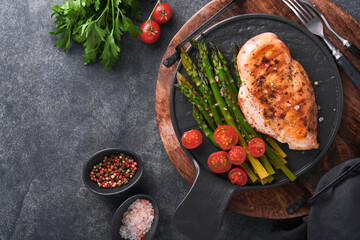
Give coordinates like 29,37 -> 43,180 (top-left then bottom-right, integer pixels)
170,13 -> 343,189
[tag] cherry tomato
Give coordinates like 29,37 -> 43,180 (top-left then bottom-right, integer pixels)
228,168 -> 248,186
248,138 -> 265,158
181,129 -> 202,149
207,151 -> 232,174
139,20 -> 160,44
228,146 -> 246,165
213,125 -> 239,150
152,3 -> 173,24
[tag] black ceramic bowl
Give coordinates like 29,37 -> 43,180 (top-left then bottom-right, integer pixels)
83,148 -> 143,196
111,194 -> 159,240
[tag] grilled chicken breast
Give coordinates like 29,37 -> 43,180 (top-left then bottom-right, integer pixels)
237,32 -> 318,150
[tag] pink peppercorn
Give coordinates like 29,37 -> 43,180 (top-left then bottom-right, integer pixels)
90,153 -> 139,189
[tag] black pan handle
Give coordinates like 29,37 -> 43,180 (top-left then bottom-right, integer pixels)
348,43 -> 360,60
172,161 -> 237,240
336,54 -> 360,90
162,0 -> 241,68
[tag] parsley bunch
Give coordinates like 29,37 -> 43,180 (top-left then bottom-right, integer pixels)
50,0 -> 143,69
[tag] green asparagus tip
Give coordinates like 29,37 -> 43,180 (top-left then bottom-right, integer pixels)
190,40 -> 199,50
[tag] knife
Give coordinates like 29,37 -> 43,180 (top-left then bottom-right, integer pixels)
163,0 -> 241,68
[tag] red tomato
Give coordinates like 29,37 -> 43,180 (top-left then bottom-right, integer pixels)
139,20 -> 161,44
228,168 -> 248,186
152,3 -> 173,24
181,130 -> 202,149
228,146 -> 246,165
248,138 -> 265,158
213,125 -> 239,150
207,151 -> 232,174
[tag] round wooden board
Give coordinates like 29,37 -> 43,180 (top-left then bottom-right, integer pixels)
155,0 -> 360,219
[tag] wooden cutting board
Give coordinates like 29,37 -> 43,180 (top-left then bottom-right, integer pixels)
155,0 -> 360,219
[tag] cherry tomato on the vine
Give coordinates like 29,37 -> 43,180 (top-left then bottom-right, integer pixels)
152,3 -> 173,24
139,20 -> 161,44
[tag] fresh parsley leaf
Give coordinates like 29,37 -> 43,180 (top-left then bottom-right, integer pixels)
50,0 -> 143,69
94,0 -> 100,11
100,31 -> 121,69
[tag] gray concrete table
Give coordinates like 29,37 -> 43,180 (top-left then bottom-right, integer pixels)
0,0 -> 359,239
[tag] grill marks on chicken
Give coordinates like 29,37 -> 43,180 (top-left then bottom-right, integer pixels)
237,32 -> 319,150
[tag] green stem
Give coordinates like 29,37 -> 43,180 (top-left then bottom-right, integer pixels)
264,135 -> 287,158
259,175 -> 274,185
146,0 -> 161,23
209,43 -> 236,100
192,107 -> 220,148
241,162 -> 258,183
216,46 -> 238,96
111,0 -> 115,31
280,165 -> 296,181
233,43 -> 241,88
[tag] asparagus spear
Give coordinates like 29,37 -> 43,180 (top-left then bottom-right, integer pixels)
241,161 -> 258,183
259,175 -> 275,185
263,135 -> 287,158
176,72 -> 209,111
196,38 -> 268,180
233,43 -> 242,88
209,43 -> 236,100
215,45 -> 238,96
192,106 -> 220,148
196,53 -> 209,84
180,49 -> 208,97
280,165 -> 296,182
175,73 -> 217,131
197,53 -> 227,124
180,49 -> 223,127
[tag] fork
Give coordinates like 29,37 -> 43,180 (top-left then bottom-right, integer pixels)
283,0 -> 360,90
299,0 -> 360,59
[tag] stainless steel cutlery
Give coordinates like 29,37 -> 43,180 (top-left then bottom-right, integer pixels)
299,0 -> 360,59
283,0 -> 360,90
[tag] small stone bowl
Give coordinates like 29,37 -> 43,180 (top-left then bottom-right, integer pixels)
83,148 -> 143,196
111,194 -> 159,240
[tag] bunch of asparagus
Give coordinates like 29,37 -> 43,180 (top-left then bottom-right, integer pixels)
174,37 -> 296,185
